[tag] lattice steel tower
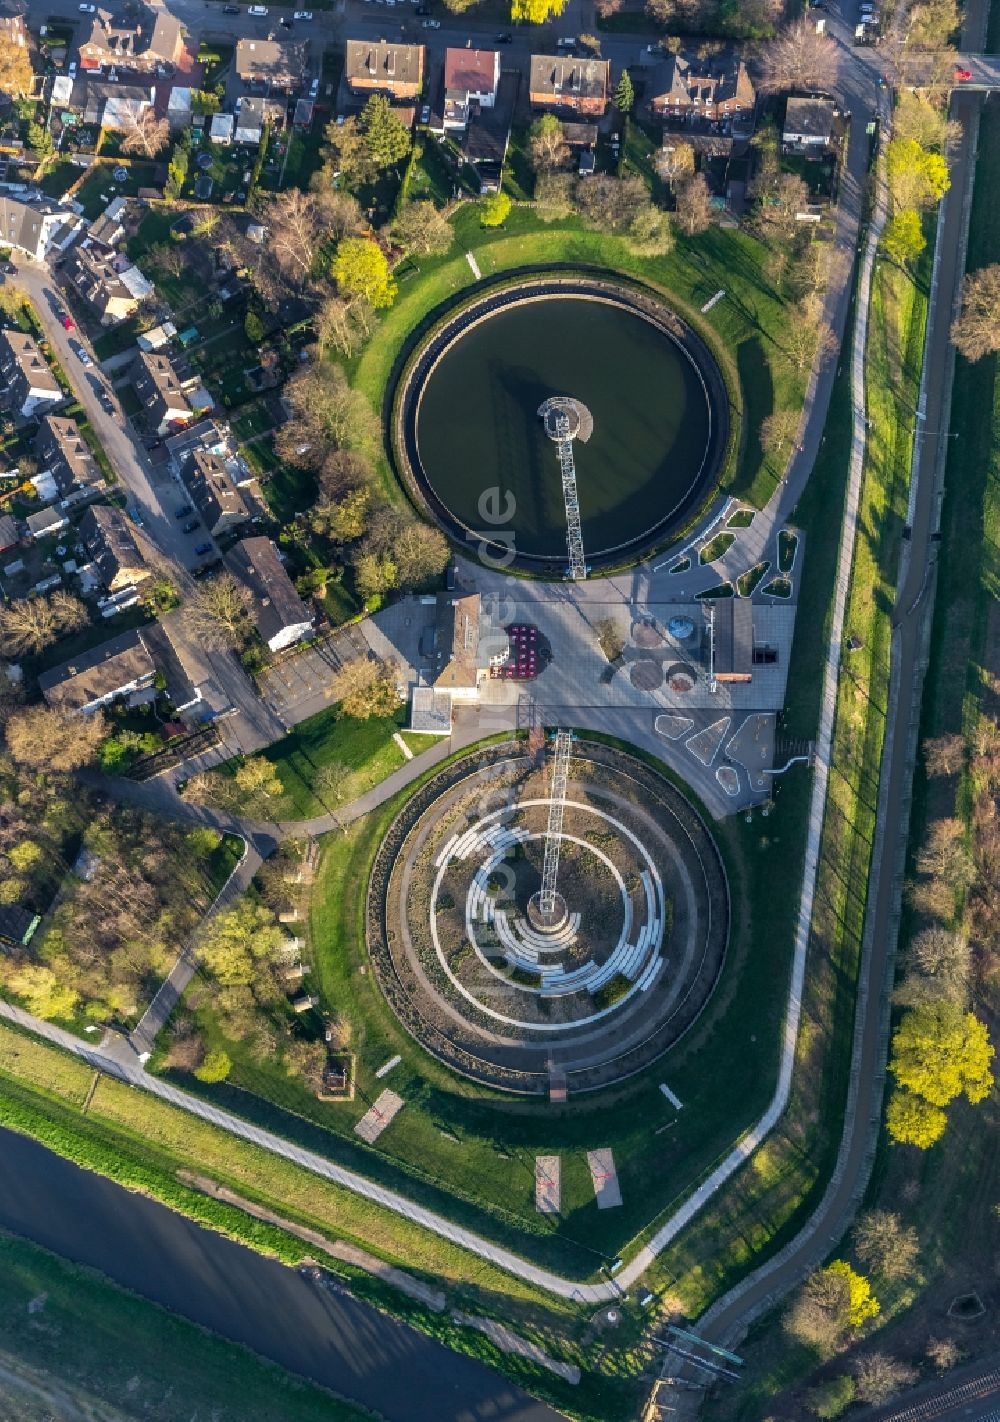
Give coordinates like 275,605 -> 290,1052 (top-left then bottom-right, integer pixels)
538,397 -> 593,582
538,729 -> 574,924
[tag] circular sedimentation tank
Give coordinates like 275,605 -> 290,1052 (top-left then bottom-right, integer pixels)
394,276 -> 731,575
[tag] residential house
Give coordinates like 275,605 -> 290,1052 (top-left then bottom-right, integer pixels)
443,47 -> 500,130
87,195 -> 129,250
228,536 -> 313,653
0,191 -> 83,263
166,86 -> 192,128
83,82 -> 155,131
344,40 -> 424,101
181,447 -> 250,538
647,48 -> 754,125
234,37 -> 309,92
38,628 -> 157,714
26,507 -> 69,540
77,4 -> 183,74
34,415 -> 101,499
783,96 -> 836,149
136,319 -> 177,351
62,243 -> 152,325
131,349 -> 194,434
0,331 -> 62,418
79,503 -> 150,591
0,515 -> 18,554
209,111 -> 235,145
430,591 -> 509,701
528,55 -> 609,117
140,620 -> 203,714
234,95 -> 266,145
460,69 -> 517,194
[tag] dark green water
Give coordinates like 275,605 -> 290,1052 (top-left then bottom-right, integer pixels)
414,296 -> 713,563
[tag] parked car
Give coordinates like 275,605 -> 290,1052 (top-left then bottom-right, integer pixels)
557,35 -> 577,48
98,392 -> 114,414
495,31 -> 513,42
309,76 -> 320,97
194,541 -> 213,555
0,262 -> 15,275
183,519 -> 201,534
247,4 -> 268,13
175,504 -> 193,519
78,3 -> 96,11
421,17 -> 441,26
279,15 -> 293,25
60,312 -> 73,330
68,61 -> 77,78
954,64 -> 973,79
69,339 -> 93,367
420,103 -> 431,123
222,4 -> 240,11
293,8 -> 313,16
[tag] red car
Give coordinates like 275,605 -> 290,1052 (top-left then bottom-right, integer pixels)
954,65 -> 973,80
59,313 -> 73,330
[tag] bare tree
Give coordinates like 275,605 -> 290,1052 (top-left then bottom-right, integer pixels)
182,573 -> 254,650
0,591 -> 89,657
923,732 -> 965,777
785,295 -> 837,371
275,362 -> 380,465
317,450 -> 375,500
852,1211 -> 920,1281
147,241 -> 187,280
528,113 -> 571,173
261,187 -> 326,291
315,293 -> 376,358
5,706 -> 108,773
926,1337 -> 962,1372
760,18 -> 839,94
951,265 -> 1000,362
534,172 -> 575,222
655,140 -> 695,188
760,408 -> 800,463
389,200 -> 454,256
915,817 -> 975,890
785,1267 -> 852,1350
903,926 -> 971,995
674,174 -> 713,235
331,657 -> 402,720
120,107 -> 171,157
854,1353 -> 918,1405
756,173 -> 811,242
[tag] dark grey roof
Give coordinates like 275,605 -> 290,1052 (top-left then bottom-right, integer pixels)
228,536 -> 312,646
38,627 -> 155,711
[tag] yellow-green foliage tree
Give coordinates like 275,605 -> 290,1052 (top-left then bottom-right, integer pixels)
826,1261 -> 880,1328
511,0 -> 567,19
480,191 -> 512,227
886,138 -> 950,211
890,1001 -> 994,1107
885,1090 -> 948,1147
882,209 -> 927,267
4,964 -> 79,1021
332,237 -> 397,310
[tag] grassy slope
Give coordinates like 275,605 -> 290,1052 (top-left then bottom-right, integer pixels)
703,223 -> 951,1420
216,703 -> 419,820
0,1229 -> 374,1422
350,205 -> 805,511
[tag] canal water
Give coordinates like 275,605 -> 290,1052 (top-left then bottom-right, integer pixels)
0,1126 -> 566,1422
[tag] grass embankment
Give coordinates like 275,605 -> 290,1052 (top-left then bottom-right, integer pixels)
0,1025 -> 628,1422
0,1229 -> 373,1422
216,704 -> 425,820
350,205 -> 806,511
703,232 -> 936,1414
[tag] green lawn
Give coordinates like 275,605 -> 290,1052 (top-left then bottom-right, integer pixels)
221,704 -> 416,820
351,205 -> 804,510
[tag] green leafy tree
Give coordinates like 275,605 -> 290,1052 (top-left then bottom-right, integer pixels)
615,70 -> 635,113
317,486 -> 372,543
360,93 -> 412,171
199,902 -> 287,988
889,1001 -> 994,1108
195,1049 -> 232,1083
807,1375 -> 856,1420
27,121 -> 53,158
886,1089 -> 948,1147
332,237 -> 397,309
244,309 -> 265,343
528,112 -> 570,172
353,551 -> 397,604
882,209 -> 927,266
234,757 -> 284,801
480,191 -> 512,227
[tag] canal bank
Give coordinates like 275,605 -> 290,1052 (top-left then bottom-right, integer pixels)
0,1125 -> 566,1422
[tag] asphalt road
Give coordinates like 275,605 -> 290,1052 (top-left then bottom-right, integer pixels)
0,1124 -> 567,1422
7,262 -> 286,753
